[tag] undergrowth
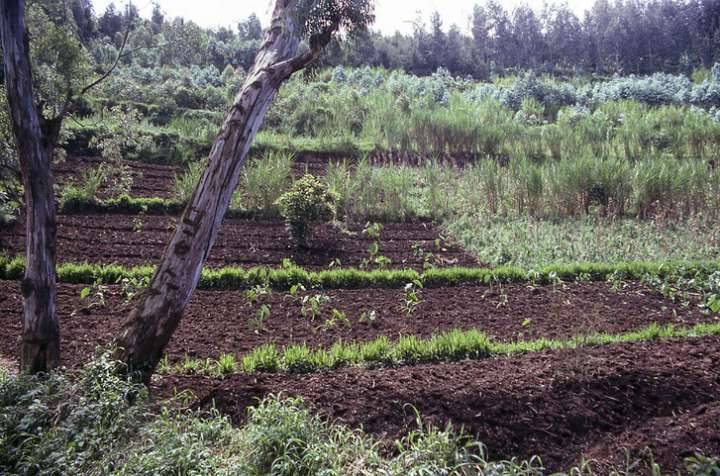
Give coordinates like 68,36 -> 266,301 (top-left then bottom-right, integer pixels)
1,356 -> 716,475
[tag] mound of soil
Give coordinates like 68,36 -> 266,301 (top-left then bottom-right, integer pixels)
0,280 -> 712,371
159,337 -> 720,473
0,216 -> 475,269
584,401 -> 720,473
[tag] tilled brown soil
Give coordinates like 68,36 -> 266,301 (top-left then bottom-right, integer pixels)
0,215 -> 475,269
0,280 -> 712,369
54,156 -> 181,199
53,153 -> 342,200
157,337 -> 720,473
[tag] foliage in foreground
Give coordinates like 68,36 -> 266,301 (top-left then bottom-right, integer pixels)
1,357 -> 717,476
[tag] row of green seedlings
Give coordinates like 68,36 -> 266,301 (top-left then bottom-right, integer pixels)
2,254 -> 719,293
158,322 -> 720,378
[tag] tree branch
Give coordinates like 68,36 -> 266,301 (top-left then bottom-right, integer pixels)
77,26 -> 131,98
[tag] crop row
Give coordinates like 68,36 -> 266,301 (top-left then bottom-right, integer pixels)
159,323 -> 720,377
1,255 -> 718,291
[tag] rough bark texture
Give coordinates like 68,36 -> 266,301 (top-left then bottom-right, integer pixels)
117,0 -> 324,381
1,0 -> 59,373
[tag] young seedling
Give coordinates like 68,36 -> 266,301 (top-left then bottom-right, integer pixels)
249,304 -> 271,332
576,272 -> 592,284
132,215 -> 144,233
117,276 -> 148,304
321,308 -> 351,331
374,255 -> 392,269
244,284 -> 271,304
496,286 -> 509,308
606,270 -> 626,293
361,222 -> 385,270
75,278 -> 108,315
411,242 -> 436,270
359,309 -> 378,325
402,280 -> 423,316
300,294 -> 331,321
289,283 -> 306,299
363,222 -> 383,239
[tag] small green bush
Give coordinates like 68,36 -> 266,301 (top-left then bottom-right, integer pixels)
276,174 -> 337,248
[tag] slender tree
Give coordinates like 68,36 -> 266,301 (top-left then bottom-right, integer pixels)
116,0 -> 374,383
0,0 -> 127,373
0,0 -> 59,373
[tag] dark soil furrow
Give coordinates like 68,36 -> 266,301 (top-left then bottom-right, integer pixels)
0,216 -> 474,269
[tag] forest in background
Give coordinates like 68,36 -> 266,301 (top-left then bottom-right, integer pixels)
46,0 -> 720,79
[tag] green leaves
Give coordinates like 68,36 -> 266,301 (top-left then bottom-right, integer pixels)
276,174 -> 337,247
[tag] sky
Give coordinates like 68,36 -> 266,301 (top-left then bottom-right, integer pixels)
92,0 -> 592,35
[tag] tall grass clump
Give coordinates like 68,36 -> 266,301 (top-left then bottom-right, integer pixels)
234,150 -> 294,216
172,159 -> 205,202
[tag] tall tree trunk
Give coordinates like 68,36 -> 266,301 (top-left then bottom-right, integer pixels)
117,0 -> 325,382
1,0 -> 59,373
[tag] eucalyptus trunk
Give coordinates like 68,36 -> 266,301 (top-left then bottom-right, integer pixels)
1,0 -> 60,373
117,0 -> 325,382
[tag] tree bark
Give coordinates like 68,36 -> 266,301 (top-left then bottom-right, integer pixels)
1,0 -> 59,373
117,0 -> 324,382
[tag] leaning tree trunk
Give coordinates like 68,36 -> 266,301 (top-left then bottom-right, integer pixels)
117,0 -> 325,382
1,0 -> 59,373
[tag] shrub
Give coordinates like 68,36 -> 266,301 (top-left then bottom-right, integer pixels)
276,174 -> 337,248
0,353 -> 147,475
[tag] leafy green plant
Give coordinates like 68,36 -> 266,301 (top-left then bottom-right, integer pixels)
359,309 -> 378,325
250,304 -> 272,332
289,283 -> 306,299
322,308 -> 350,331
216,353 -> 239,375
117,276 -> 147,304
402,280 -> 423,316
179,323 -> 720,377
276,174 -> 337,248
76,278 -> 108,314
300,293 -> 331,321
244,284 -> 271,304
